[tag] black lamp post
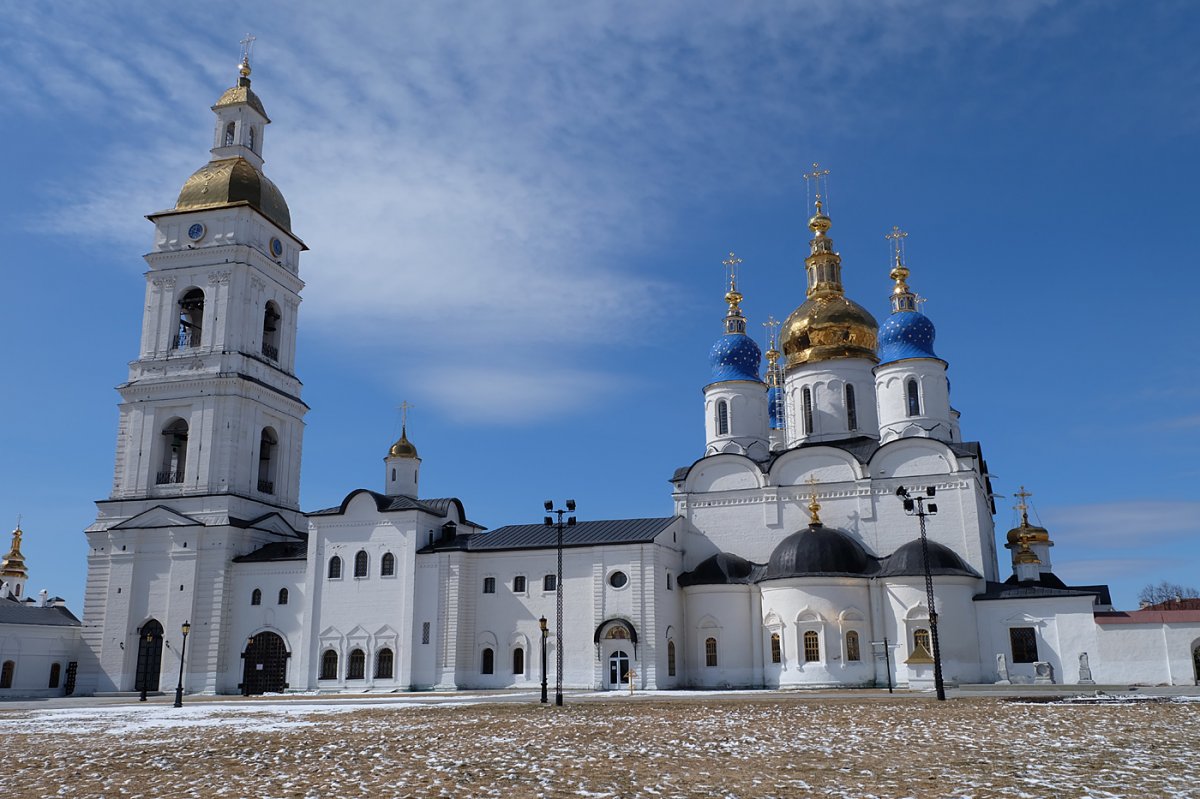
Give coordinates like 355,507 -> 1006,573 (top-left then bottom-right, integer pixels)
539,615 -> 549,704
242,635 -> 255,697
173,620 -> 191,708
544,499 -> 575,707
139,631 -> 152,702
896,485 -> 946,701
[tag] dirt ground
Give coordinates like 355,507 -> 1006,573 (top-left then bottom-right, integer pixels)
1,694 -> 1196,798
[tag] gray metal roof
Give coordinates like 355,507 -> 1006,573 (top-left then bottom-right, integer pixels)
232,540 -> 308,563
0,598 -> 80,627
437,517 -> 677,552
973,580 -> 1110,603
308,490 -> 484,528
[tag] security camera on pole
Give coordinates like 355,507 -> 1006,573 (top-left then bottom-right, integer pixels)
544,499 -> 575,707
896,485 -> 946,701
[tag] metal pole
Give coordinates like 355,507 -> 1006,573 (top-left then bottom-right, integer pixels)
916,499 -> 947,701
173,624 -> 190,708
555,512 -> 564,707
540,620 -> 548,704
883,636 -> 893,694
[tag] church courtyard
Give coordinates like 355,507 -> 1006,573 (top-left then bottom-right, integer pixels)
2,692 -> 1196,798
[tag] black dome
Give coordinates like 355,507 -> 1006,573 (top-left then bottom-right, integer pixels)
878,539 -> 980,578
678,552 -> 756,587
764,524 -> 875,580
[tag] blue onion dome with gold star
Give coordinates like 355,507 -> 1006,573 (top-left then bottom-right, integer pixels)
877,248 -> 940,364
708,272 -> 763,384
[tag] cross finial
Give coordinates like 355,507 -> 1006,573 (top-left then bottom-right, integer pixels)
762,315 -> 780,348
239,34 -> 256,78
805,475 -> 822,525
885,225 -> 908,267
722,252 -> 743,294
1014,485 -> 1032,524
397,401 -> 413,434
803,162 -> 831,213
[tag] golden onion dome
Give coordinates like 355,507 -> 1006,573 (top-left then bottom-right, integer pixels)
1005,520 -> 1050,546
388,429 -> 419,459
175,157 -> 292,234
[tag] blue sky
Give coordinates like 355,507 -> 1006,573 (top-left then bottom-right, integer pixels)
1,1 -> 1197,612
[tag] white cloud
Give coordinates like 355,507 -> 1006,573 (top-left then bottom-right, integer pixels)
1039,501 -> 1200,548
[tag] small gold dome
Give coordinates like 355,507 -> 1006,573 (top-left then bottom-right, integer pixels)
1006,521 -> 1050,547
388,430 -> 419,459
175,157 -> 292,233
781,295 -> 878,368
213,76 -> 270,121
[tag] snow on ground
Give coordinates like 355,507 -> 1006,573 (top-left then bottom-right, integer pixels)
2,694 -> 1197,798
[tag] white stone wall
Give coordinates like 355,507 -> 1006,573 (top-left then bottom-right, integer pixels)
875,359 -> 956,444
0,622 -> 81,698
1093,622 -> 1200,685
973,596 -> 1099,685
703,382 -> 769,460
784,358 -> 880,446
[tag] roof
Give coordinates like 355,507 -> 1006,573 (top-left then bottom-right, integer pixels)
171,157 -> 293,234
678,552 -> 758,587
1094,608 -> 1200,625
308,490 -> 484,528
232,540 -> 308,564
0,597 -> 80,627
423,518 -> 676,553
973,579 -> 1110,604
213,78 -> 270,121
878,539 -> 980,578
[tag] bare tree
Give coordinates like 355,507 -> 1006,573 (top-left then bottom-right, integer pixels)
1138,581 -> 1200,608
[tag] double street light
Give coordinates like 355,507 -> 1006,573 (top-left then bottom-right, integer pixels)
543,499 -> 576,707
896,485 -> 946,701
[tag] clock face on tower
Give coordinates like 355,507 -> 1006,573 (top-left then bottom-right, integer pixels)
187,223 -> 206,242
270,237 -> 283,258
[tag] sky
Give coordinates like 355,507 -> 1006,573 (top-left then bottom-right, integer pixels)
1,1 -> 1197,613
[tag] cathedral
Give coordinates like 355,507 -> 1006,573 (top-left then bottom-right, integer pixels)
36,55 -> 1197,698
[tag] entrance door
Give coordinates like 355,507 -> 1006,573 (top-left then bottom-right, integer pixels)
1193,644 -> 1200,685
608,650 -> 630,688
135,620 -> 164,692
243,632 -> 289,694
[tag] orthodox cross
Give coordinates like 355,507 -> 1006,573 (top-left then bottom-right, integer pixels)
722,252 -> 743,294
762,315 -> 780,350
398,401 -> 413,429
885,225 -> 908,266
803,162 -> 831,212
240,33 -> 257,65
1014,485 -> 1032,523
805,475 -> 822,524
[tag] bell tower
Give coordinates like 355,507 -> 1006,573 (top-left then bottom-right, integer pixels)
80,44 -> 309,696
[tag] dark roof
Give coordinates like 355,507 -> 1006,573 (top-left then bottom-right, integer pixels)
877,539 -> 980,578
973,579 -> 1110,604
308,490 -> 484,528
232,540 -> 308,563
0,597 -> 80,627
423,518 -> 676,553
678,552 -> 758,587
762,524 -> 879,580
1095,608 -> 1200,624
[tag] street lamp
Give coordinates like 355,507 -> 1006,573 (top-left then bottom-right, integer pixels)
139,631 -> 153,702
242,635 -> 255,697
896,485 -> 946,701
539,616 -> 549,704
544,499 -> 575,707
173,620 -> 191,708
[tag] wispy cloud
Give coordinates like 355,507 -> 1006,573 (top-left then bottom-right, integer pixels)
1039,501 -> 1200,547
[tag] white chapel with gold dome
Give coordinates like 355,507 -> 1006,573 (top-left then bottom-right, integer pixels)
43,54 -> 1200,700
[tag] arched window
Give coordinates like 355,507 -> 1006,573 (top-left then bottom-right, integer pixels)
845,384 -> 858,432
381,552 -> 395,577
319,649 -> 338,680
716,400 -> 729,436
261,302 -> 281,360
513,647 -> 525,675
49,662 -> 61,689
157,418 -> 188,485
277,588 -> 288,605
770,632 -> 782,664
705,637 -> 718,667
0,660 -> 13,688
247,126 -> 256,153
354,550 -> 369,578
224,121 -> 236,147
376,647 -> 394,679
257,428 -> 277,495
667,641 -> 676,677
251,588 -> 262,606
914,628 -> 931,654
174,288 -> 204,349
802,387 -> 814,435
906,378 -> 921,417
347,649 -> 365,680
846,631 -> 861,662
328,556 -> 342,579
803,630 -> 820,662
481,647 -> 495,674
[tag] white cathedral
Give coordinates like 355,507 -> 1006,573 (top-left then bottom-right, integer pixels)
4,56 -> 1194,699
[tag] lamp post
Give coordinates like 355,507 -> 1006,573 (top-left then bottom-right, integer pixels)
539,616 -> 549,704
544,499 -> 576,707
139,631 -> 152,702
896,485 -> 946,701
242,635 -> 255,697
173,620 -> 191,708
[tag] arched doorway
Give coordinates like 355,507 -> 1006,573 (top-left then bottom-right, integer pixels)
608,650 -> 630,688
242,632 -> 289,694
1192,642 -> 1200,685
135,619 -> 164,692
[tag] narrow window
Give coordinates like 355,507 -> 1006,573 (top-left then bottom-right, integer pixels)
319,650 -> 338,680
354,550 -> 368,578
49,663 -> 61,689
247,126 -> 256,153
803,630 -> 820,662
906,378 -> 921,417
381,552 -> 395,577
257,428 -> 277,495
913,628 -> 931,654
846,631 -> 861,662
845,384 -> 858,432
261,302 -> 281,360
513,575 -> 526,593
716,400 -> 729,436
666,572 -> 673,591
328,556 -> 342,579
174,289 -> 204,349
347,649 -> 365,680
0,661 -> 13,688
277,588 -> 288,605
224,121 -> 236,146
251,588 -> 262,606
667,641 -> 676,676
421,622 -> 430,645
802,387 -> 814,435
512,648 -> 525,675
481,648 -> 494,674
705,637 -> 718,667
770,632 -> 782,664
158,419 -> 189,485
483,577 -> 496,594
543,574 -> 557,592
376,647 -> 394,679
1010,627 -> 1038,663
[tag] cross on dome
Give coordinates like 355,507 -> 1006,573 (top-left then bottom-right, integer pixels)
803,163 -> 831,214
